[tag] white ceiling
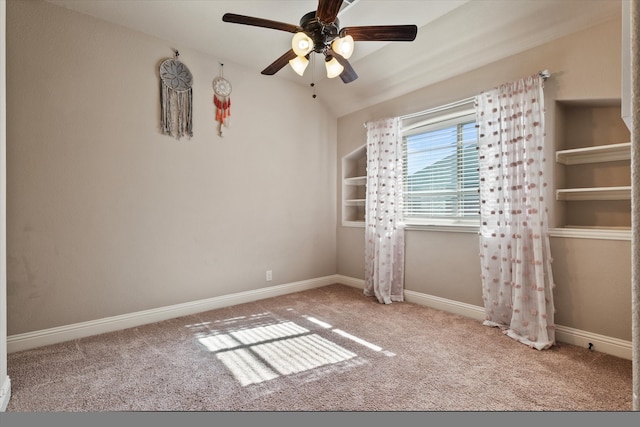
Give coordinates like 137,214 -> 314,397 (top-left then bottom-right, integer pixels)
46,0 -> 622,117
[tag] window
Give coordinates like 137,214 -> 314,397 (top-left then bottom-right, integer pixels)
401,100 -> 479,227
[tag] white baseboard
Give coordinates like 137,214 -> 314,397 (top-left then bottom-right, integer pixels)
0,376 -> 10,412
337,275 -> 632,360
7,275 -> 341,354
554,325 -> 632,360
8,274 -> 633,360
403,289 -> 486,321
333,274 -> 365,290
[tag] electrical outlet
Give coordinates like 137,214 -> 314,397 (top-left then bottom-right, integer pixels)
266,270 -> 272,281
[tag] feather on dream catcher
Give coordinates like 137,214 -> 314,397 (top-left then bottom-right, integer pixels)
159,51 -> 193,140
212,64 -> 232,137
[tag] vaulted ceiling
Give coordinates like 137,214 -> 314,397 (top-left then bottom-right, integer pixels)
46,0 -> 622,117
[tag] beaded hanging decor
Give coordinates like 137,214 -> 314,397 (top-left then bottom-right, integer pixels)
212,64 -> 232,137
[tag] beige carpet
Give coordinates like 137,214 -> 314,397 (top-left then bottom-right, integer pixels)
5,284 -> 633,411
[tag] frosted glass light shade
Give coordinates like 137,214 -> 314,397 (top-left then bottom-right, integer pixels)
325,57 -> 344,78
289,56 -> 309,76
292,32 -> 314,56
331,35 -> 354,59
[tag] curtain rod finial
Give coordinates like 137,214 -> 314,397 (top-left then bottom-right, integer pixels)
539,69 -> 550,80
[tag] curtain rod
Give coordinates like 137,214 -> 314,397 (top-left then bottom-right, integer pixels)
363,70 -> 551,128
539,69 -> 550,80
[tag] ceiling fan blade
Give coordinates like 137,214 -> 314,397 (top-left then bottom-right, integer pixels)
222,13 -> 299,33
338,62 -> 358,84
340,25 -> 418,41
327,49 -> 358,84
261,49 -> 298,75
316,0 -> 343,23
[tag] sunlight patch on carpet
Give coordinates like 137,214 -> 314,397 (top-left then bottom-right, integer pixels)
332,329 -> 382,352
230,321 -> 309,345
303,315 -> 332,329
198,333 -> 242,352
216,348 -> 279,386
251,334 -> 357,375
196,312 -> 395,387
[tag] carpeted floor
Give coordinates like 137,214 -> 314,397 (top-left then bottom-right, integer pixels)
5,284 -> 633,411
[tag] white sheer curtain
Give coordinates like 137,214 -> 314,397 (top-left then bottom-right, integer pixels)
476,73 -> 556,350
364,117 -> 405,304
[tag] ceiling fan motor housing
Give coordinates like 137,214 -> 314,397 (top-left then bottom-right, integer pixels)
300,11 -> 340,53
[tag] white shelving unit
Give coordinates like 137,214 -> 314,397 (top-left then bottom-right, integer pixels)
555,142 -> 631,165
342,145 -> 367,227
553,101 -> 631,234
555,141 -> 631,203
343,176 -> 366,186
556,186 -> 631,201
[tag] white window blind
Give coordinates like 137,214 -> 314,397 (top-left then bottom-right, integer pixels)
401,100 -> 479,226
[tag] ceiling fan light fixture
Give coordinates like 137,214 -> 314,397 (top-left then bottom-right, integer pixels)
289,55 -> 309,76
325,56 -> 344,78
223,3 -> 419,84
292,32 -> 314,56
331,35 -> 354,59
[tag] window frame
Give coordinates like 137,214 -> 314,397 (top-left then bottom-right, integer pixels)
400,101 -> 480,231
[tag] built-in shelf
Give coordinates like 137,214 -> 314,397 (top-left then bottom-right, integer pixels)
555,142 -> 631,165
344,176 -> 367,186
556,186 -> 631,201
554,102 -> 631,230
342,145 -> 367,226
548,227 -> 631,241
562,225 -> 631,230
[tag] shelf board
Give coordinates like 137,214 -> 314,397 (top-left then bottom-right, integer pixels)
555,142 -> 631,165
344,176 -> 367,186
556,186 -> 631,201
344,199 -> 366,206
342,220 -> 365,228
563,225 -> 631,230
549,227 -> 631,241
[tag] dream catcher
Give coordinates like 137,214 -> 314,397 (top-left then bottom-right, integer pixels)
159,50 -> 193,140
212,64 -> 232,137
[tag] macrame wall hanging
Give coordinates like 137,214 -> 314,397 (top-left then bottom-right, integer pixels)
212,63 -> 232,137
159,50 -> 193,140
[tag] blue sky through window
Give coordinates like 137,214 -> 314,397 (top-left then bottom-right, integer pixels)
405,121 -> 476,176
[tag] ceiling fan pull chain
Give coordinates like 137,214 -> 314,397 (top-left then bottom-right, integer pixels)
311,55 -> 317,99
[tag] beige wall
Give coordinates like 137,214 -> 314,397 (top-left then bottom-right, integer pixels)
6,0 -> 337,335
337,17 -> 632,341
551,237 -> 631,340
1,0 -> 9,411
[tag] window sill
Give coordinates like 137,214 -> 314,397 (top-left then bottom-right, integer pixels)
340,220 -> 480,233
404,221 -> 480,233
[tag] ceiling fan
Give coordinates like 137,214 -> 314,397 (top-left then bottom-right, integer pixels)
222,0 -> 418,83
